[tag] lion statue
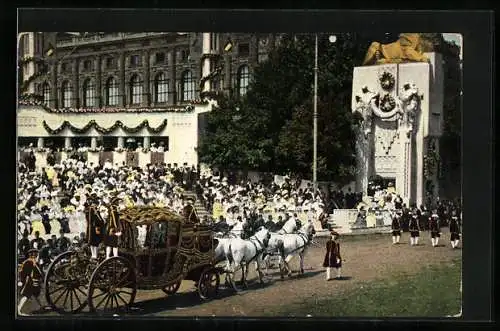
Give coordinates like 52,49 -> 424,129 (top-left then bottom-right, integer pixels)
362,33 -> 440,66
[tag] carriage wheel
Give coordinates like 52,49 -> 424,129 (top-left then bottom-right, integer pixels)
44,251 -> 89,314
197,267 -> 220,300
162,280 -> 182,296
88,256 -> 137,315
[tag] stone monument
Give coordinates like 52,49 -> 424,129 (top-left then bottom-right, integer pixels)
352,34 -> 444,207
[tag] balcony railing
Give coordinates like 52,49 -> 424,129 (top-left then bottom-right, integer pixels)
56,32 -> 172,47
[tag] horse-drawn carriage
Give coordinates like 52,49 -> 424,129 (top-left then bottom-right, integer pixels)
43,206 -> 223,315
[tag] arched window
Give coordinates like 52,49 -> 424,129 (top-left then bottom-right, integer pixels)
238,65 -> 250,97
61,81 -> 72,108
130,74 -> 143,105
182,70 -> 195,102
42,82 -> 50,106
106,77 -> 119,106
155,73 -> 168,103
82,79 -> 96,107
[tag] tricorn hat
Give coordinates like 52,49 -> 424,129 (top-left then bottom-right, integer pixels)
330,231 -> 339,237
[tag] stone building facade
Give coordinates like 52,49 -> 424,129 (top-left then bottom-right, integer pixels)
27,32 -> 277,110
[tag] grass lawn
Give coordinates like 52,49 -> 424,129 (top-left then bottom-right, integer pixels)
270,258 -> 462,318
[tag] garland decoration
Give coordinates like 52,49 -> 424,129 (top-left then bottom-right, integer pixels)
379,94 -> 396,112
19,56 -> 49,94
42,119 -> 168,135
199,66 -> 223,88
378,71 -> 395,91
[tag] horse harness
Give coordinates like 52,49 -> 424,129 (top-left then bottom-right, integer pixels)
247,235 -> 267,263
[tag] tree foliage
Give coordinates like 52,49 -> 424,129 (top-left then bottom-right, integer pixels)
198,33 -> 461,186
199,33 -> 373,182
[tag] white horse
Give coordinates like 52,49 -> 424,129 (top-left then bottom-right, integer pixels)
228,218 -> 247,238
271,221 -> 316,279
222,227 -> 271,289
277,217 -> 299,234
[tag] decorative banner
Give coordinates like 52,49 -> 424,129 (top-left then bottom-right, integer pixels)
100,151 -> 113,166
151,152 -> 164,165
42,119 -> 168,135
126,152 -> 139,168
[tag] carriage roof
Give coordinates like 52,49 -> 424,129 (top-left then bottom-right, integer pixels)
119,206 -> 186,225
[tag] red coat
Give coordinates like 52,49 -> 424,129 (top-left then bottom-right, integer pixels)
19,259 -> 43,298
323,239 -> 342,268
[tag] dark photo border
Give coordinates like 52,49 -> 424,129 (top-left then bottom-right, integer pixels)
6,7 -> 494,331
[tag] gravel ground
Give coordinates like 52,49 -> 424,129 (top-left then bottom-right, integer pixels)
18,229 -> 461,317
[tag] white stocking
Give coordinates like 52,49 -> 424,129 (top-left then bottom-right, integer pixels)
454,240 -> 459,248
450,241 -> 455,248
431,238 -> 435,247
336,268 -> 341,278
392,236 -> 396,244
326,267 -> 331,280
18,296 -> 28,314
396,236 -> 400,243
113,247 -> 118,257
415,237 -> 419,245
410,237 -> 415,246
435,238 -> 439,246
106,246 -> 112,259
90,245 -> 98,259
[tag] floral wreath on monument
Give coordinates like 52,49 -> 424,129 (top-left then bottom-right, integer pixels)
378,71 -> 395,91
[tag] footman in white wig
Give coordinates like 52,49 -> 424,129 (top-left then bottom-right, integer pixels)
323,231 -> 342,280
449,210 -> 461,249
104,194 -> 123,259
85,193 -> 105,259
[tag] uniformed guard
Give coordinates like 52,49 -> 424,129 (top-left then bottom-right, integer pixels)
408,209 -> 420,246
85,193 -> 105,260
391,210 -> 402,244
323,231 -> 342,280
449,210 -> 461,249
104,195 -> 123,259
429,209 -> 441,247
17,249 -> 44,316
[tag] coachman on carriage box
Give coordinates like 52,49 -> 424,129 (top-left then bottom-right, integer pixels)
104,195 -> 123,259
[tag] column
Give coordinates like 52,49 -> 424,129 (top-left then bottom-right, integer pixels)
37,137 -> 44,149
119,52 -> 126,107
399,127 -> 413,205
167,50 -> 176,104
250,34 -> 259,67
64,137 -> 72,149
143,136 -> 150,149
142,50 -> 150,107
117,137 -> 124,149
202,33 -> 211,93
72,58 -> 79,108
91,137 -> 97,149
96,55 -> 102,107
224,54 -> 232,95
50,63 -> 58,109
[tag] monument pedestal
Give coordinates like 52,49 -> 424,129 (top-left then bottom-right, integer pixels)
351,53 -> 443,207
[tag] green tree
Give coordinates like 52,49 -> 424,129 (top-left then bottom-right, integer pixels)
199,33 -> 373,180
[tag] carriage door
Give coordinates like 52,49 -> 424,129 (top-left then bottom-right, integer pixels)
149,222 -> 169,277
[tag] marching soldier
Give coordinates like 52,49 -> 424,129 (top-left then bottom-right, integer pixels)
449,210 -> 461,249
104,195 -> 123,259
17,249 -> 44,316
429,209 -> 441,247
85,193 -> 105,260
391,210 -> 402,244
323,231 -> 342,280
409,209 -> 420,246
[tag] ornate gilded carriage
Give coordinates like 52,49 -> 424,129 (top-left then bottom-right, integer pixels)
43,206 -> 221,315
